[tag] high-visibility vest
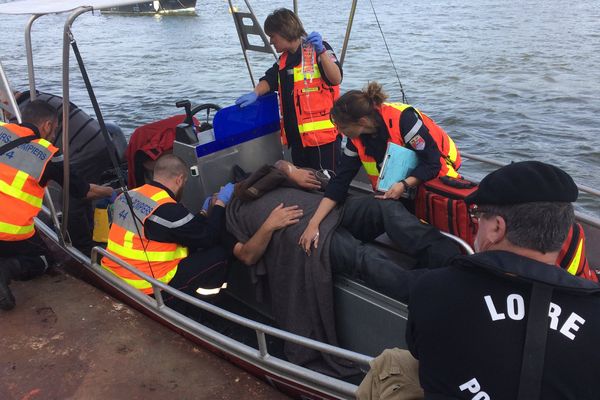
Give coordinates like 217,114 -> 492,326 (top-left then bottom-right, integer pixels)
350,103 -> 462,190
277,49 -> 340,147
0,122 -> 58,241
101,184 -> 189,294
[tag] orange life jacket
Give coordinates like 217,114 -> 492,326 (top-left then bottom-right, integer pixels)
101,184 -> 188,294
557,222 -> 597,283
350,103 -> 461,190
277,48 -> 340,147
0,122 -> 58,241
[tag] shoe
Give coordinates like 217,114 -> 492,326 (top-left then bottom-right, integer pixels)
0,264 -> 15,311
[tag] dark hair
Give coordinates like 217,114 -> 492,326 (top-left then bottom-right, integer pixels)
479,202 -> 574,253
264,8 -> 306,41
330,81 -> 388,126
21,100 -> 57,127
153,154 -> 188,180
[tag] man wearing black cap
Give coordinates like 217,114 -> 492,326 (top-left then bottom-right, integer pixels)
357,161 -> 600,400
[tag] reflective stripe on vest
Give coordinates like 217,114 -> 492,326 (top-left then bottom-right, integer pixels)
350,103 -> 462,189
277,50 -> 340,147
0,124 -> 58,241
101,184 -> 189,294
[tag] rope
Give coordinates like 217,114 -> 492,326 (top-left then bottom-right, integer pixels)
368,0 -> 408,104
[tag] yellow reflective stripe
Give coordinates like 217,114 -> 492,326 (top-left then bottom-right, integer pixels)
298,119 -> 335,134
292,64 -> 321,82
386,103 -> 413,112
444,167 -> 460,178
101,263 -> 178,290
123,231 -> 135,249
150,191 -> 171,202
0,220 -> 35,235
566,239 -> 584,276
106,240 -> 188,262
37,138 -> 52,148
362,161 -> 378,177
447,137 -> 458,163
0,179 -> 43,208
12,170 -> 29,190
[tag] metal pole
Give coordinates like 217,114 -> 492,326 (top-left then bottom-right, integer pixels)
293,0 -> 298,15
0,61 -> 22,123
229,0 -> 256,87
60,6 -> 91,243
25,14 -> 42,100
339,0 -> 358,67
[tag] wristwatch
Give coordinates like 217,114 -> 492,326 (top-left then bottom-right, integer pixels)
399,179 -> 410,189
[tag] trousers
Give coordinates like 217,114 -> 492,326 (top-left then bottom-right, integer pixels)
329,195 -> 460,302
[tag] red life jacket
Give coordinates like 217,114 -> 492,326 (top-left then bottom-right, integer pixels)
557,222 -> 597,283
277,49 -> 340,147
350,103 -> 462,190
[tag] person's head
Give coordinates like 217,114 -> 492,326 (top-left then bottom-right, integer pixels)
264,8 -> 306,53
152,154 -> 189,201
21,100 -> 58,141
330,81 -> 388,138
466,161 -> 578,262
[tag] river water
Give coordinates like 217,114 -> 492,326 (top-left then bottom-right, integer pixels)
0,0 -> 598,214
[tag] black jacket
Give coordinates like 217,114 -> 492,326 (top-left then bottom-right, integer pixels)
407,250 -> 600,400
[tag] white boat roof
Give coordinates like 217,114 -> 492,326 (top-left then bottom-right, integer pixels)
0,0 -> 143,15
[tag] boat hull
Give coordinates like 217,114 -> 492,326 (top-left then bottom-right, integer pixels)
101,0 -> 197,15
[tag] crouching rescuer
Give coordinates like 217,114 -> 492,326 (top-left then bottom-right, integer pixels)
101,154 -> 234,304
0,101 -> 114,311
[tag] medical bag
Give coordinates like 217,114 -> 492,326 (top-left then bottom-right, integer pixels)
415,176 -> 478,247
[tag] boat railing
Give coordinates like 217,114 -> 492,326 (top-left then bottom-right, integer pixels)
86,245 -> 371,398
460,152 -> 600,230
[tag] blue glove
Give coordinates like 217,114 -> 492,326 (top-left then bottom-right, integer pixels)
235,91 -> 258,108
201,195 -> 212,213
216,183 -> 235,205
109,190 -> 119,204
305,31 -> 325,55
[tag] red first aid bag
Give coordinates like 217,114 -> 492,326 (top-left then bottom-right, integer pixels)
415,176 -> 479,247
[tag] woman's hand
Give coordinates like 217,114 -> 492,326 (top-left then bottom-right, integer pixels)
375,181 -> 406,200
263,203 -> 303,232
299,222 -> 320,256
291,168 -> 321,190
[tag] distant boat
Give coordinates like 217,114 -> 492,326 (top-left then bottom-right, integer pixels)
101,0 -> 197,15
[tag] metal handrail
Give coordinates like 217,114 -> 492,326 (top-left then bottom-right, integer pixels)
461,152 -> 600,199
25,14 -> 42,100
440,231 -> 474,255
91,246 -> 373,367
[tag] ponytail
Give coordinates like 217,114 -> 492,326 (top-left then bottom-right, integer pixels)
330,81 -> 388,126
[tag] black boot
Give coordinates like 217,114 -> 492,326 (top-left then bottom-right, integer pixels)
0,261 -> 15,311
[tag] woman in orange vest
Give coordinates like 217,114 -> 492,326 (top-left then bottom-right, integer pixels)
235,8 -> 342,174
299,82 -> 462,252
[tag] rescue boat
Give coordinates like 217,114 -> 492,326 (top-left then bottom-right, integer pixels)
0,1 -> 598,399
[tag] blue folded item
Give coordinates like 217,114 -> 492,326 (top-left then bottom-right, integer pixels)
195,93 -> 280,157
376,142 -> 419,192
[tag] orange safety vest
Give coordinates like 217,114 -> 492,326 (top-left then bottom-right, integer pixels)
101,184 -> 189,294
277,49 -> 340,147
350,103 -> 462,190
0,122 -> 58,241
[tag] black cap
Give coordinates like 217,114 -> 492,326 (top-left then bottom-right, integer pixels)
465,161 -> 578,206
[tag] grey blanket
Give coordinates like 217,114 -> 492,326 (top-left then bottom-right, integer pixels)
226,187 -> 356,377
